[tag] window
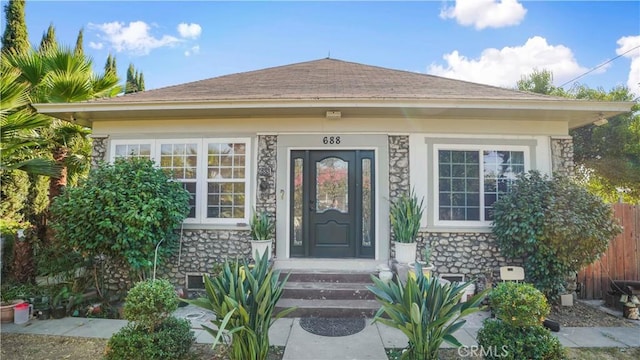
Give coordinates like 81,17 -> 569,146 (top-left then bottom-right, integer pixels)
110,138 -> 251,225
435,145 -> 528,226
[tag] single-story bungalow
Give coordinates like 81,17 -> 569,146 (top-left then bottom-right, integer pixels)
36,58 -> 632,289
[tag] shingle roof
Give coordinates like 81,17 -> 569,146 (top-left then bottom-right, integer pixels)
93,58 -> 563,103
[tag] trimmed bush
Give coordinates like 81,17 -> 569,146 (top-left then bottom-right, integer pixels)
477,319 -> 565,360
104,317 -> 194,360
490,282 -> 550,327
124,279 -> 178,331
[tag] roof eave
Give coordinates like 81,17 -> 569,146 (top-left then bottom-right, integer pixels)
33,98 -> 633,128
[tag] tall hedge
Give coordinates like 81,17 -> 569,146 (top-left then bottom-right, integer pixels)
51,158 -> 190,280
492,171 -> 621,298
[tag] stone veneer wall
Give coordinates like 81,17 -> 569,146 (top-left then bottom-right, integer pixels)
388,135 -> 410,260
90,136 -> 108,167
551,136 -> 575,177
157,135 -> 278,287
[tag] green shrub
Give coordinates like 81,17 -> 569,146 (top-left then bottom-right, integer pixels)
51,158 -> 190,284
492,171 -> 621,299
105,317 -> 194,360
186,253 -> 295,360
124,279 -> 178,331
490,282 -> 549,327
368,262 -> 488,360
477,319 -> 565,360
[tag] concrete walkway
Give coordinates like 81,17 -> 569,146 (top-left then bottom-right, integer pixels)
2,306 -> 639,360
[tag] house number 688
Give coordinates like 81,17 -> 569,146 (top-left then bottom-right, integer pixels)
322,136 -> 341,144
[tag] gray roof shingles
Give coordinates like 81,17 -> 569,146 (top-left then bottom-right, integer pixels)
92,58 -> 564,103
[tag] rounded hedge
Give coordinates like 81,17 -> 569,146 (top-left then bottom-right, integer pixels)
490,282 -> 550,327
477,320 -> 564,360
124,279 -> 178,331
105,317 -> 194,360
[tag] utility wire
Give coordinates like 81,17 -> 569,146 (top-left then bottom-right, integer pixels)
559,44 -> 640,88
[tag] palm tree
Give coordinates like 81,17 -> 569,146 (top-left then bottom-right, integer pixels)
6,46 -> 121,197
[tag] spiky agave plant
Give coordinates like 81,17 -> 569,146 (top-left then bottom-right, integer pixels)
368,262 -> 488,360
185,252 -> 295,360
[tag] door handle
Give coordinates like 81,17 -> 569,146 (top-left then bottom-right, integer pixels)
309,200 -> 315,211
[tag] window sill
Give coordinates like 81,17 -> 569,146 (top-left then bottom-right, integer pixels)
423,226 -> 493,234
181,223 -> 250,231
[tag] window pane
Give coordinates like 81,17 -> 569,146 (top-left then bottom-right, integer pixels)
438,150 -> 480,221
483,150 -> 525,220
207,180 -> 246,219
293,158 -> 303,246
362,158 -> 372,247
316,157 -> 348,213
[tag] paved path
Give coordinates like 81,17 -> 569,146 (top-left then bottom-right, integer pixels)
1,306 -> 639,360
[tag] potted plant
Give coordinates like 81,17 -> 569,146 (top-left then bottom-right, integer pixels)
51,285 -> 71,319
409,245 -> 435,279
390,190 -> 424,264
249,210 -> 275,262
0,284 -> 27,323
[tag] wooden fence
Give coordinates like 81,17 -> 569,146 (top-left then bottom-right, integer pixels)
578,203 -> 640,300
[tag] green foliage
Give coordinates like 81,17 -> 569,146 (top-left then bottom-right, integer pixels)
517,70 -> 639,203
477,320 -> 565,360
50,158 -> 190,281
105,317 -> 194,360
38,23 -> 58,53
390,190 -> 424,244
490,282 -> 549,327
1,0 -> 30,54
249,210 -> 275,240
0,170 -> 28,233
123,279 -> 179,331
492,171 -> 622,298
186,253 -> 295,360
367,262 -> 487,360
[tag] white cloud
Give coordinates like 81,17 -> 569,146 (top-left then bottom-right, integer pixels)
440,0 -> 527,30
177,23 -> 202,39
89,21 -> 180,55
427,36 -> 587,88
89,41 -> 103,50
616,35 -> 640,97
184,45 -> 200,57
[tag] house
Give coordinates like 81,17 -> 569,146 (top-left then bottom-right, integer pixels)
35,58 -> 632,289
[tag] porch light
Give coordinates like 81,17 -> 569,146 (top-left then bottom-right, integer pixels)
326,111 -> 341,120
593,113 -> 608,126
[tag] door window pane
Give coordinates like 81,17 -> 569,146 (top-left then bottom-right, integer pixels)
316,157 -> 348,213
293,158 -> 303,246
362,158 -> 372,247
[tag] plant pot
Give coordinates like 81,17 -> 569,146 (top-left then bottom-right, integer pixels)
51,305 -> 66,319
0,300 -> 24,324
250,239 -> 272,262
37,308 -> 51,320
408,262 -> 435,280
395,242 -> 417,264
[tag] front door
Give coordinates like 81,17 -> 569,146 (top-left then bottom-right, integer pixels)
290,150 -> 375,258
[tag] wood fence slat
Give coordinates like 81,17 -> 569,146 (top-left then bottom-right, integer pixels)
578,203 -> 640,299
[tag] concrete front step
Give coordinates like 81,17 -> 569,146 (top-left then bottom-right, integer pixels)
283,281 -> 376,300
276,298 -> 380,318
281,271 -> 376,284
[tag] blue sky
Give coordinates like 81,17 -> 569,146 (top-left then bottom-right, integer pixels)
10,0 -> 640,96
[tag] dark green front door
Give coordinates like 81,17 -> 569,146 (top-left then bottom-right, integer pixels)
290,150 -> 375,258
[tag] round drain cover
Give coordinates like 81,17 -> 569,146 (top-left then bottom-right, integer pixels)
299,317 -> 366,337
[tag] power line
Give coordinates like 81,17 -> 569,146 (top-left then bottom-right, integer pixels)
559,44 -> 640,88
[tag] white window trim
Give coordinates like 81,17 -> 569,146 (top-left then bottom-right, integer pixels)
109,137 -> 251,225
432,144 -> 530,228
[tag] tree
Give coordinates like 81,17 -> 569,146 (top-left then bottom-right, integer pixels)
492,171 -> 622,299
74,28 -> 84,56
104,53 -> 116,75
1,0 -> 29,54
125,63 -> 138,93
517,70 -> 639,203
38,23 -> 57,52
137,71 -> 145,91
51,158 -> 190,292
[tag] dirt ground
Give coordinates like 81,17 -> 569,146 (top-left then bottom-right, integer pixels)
0,302 -> 637,360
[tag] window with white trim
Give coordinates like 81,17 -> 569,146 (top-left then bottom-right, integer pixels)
110,138 -> 251,225
435,145 -> 528,226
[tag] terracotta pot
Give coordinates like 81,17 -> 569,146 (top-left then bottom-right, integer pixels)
0,300 -> 24,323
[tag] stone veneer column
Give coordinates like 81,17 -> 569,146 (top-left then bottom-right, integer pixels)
388,135 -> 410,203
90,135 -> 108,168
551,136 -> 574,177
388,135 -> 410,259
256,135 -> 278,215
